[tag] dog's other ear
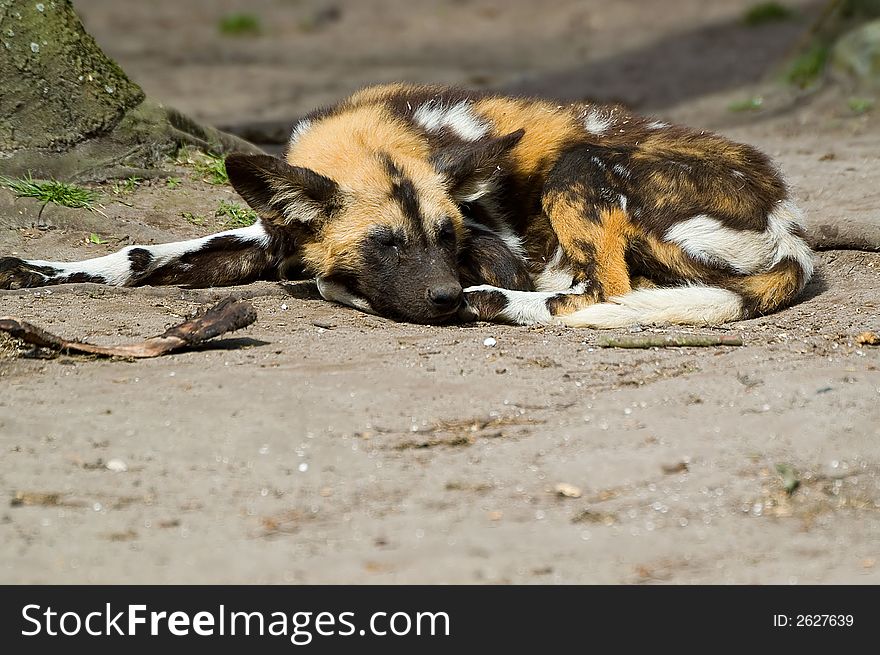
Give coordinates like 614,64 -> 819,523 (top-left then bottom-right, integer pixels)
431,129 -> 524,202
225,154 -> 343,225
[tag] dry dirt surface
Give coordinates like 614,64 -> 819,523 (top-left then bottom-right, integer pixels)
1,0 -> 879,584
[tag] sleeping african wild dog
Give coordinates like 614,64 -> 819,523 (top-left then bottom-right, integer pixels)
0,83 -> 814,327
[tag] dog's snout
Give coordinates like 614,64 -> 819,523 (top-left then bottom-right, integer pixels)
427,283 -> 463,310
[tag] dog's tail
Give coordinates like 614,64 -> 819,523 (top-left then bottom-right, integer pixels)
557,285 -> 740,328
559,202 -> 814,329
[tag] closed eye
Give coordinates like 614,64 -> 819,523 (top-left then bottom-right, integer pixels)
438,220 -> 456,245
370,228 -> 401,249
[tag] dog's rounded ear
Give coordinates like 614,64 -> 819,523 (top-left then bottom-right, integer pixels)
431,128 -> 525,202
225,154 -> 343,225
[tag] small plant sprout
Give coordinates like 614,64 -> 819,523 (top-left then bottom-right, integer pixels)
181,212 -> 205,226
173,147 -> 230,185
775,463 -> 800,495
215,200 -> 259,228
728,96 -> 764,112
196,154 -> 229,185
219,14 -> 261,36
785,44 -> 829,88
111,176 -> 142,195
848,97 -> 875,115
0,174 -> 102,212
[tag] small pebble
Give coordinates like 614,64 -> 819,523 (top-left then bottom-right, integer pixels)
554,482 -> 583,498
483,337 -> 497,347
106,459 -> 128,473
661,461 -> 689,474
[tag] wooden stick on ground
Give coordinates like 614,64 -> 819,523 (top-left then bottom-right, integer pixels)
596,334 -> 744,349
0,296 -> 257,358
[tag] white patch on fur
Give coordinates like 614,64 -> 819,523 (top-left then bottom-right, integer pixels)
413,101 -> 489,141
647,120 -> 669,130
270,181 -> 324,224
25,252 -> 130,286
612,163 -> 631,179
455,179 -> 495,203
288,119 -> 312,146
534,247 -> 574,292
464,285 -> 557,325
316,277 -> 376,315
463,219 -> 526,258
663,200 -> 813,278
619,194 -> 628,211
496,225 -> 525,257
768,200 -> 814,281
583,108 -> 613,135
559,286 -> 744,328
25,223 -> 270,286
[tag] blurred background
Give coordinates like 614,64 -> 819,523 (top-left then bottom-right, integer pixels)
71,0 -> 849,139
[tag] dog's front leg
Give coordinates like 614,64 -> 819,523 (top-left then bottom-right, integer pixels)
459,282 -> 601,325
0,222 -> 294,290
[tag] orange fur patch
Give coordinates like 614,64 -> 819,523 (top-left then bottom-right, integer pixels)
287,103 -> 463,276
592,207 -> 635,297
287,106 -> 429,181
543,193 -> 636,298
639,234 -> 709,281
734,260 -> 804,314
474,97 -> 582,179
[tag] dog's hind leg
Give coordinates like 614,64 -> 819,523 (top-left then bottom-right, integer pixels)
459,198 -> 629,324
0,221 -> 297,290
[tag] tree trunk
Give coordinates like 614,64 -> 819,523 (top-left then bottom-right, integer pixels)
0,0 -> 261,181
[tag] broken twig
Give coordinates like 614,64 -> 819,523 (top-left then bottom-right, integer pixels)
596,334 -> 743,349
0,296 -> 257,358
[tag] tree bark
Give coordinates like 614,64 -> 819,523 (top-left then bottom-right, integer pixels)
0,0 -> 261,181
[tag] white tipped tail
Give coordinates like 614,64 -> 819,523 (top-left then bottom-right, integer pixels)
557,286 -> 744,328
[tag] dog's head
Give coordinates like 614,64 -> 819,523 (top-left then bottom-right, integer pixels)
225,126 -> 522,324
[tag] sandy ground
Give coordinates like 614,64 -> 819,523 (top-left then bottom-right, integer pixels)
1,0 -> 879,584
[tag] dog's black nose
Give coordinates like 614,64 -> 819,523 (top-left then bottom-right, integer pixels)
427,284 -> 463,310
